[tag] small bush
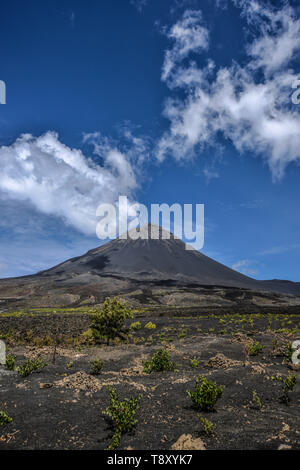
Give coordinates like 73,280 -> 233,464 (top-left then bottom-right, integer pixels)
280,373 -> 296,404
198,415 -> 214,435
81,328 -> 95,344
285,343 -> 296,362
190,357 -> 200,369
187,376 -> 223,411
245,341 -> 263,356
5,354 -> 16,371
178,328 -> 187,339
90,359 -> 104,375
130,321 -> 141,330
103,386 -> 142,450
273,373 -> 297,404
252,390 -> 262,409
18,358 -> 47,377
143,349 -> 177,374
25,329 -> 34,342
144,322 -> 156,329
0,411 -> 12,426
89,297 -> 133,345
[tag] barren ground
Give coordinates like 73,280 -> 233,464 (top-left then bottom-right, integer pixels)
0,311 -> 299,450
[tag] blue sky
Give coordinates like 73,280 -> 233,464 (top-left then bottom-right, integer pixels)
1,0 -> 300,281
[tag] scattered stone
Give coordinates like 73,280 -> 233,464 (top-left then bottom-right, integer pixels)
54,371 -> 103,393
171,434 -> 206,450
25,346 -> 85,360
271,338 -> 290,357
251,364 -> 266,375
278,444 -> 292,450
39,383 -> 53,389
229,333 -> 249,344
204,353 -> 242,369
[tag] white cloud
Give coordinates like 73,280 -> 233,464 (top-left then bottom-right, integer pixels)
0,131 -> 138,236
232,258 -> 258,275
157,2 -> 300,180
162,10 -> 209,85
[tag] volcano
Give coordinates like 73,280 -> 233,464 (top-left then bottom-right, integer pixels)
0,224 -> 300,310
41,224 -> 261,288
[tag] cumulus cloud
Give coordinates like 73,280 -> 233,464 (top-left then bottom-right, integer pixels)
157,1 -> 300,180
0,132 -> 138,235
246,4 -> 300,76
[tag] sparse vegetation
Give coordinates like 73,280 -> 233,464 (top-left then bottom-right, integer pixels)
5,353 -> 16,371
280,374 -> 297,404
190,357 -> 200,369
130,321 -> 141,330
198,415 -> 215,435
143,349 -> 177,373
0,310 -> 299,449
89,297 -> 133,345
144,322 -> 156,329
103,386 -> 142,450
18,358 -> 47,377
281,374 -> 296,394
252,390 -> 262,409
245,341 -> 263,356
90,359 -> 104,375
0,411 -> 12,426
187,376 -> 223,411
285,343 -> 296,362
177,328 -> 187,339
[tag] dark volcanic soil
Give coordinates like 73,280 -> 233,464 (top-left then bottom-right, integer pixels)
0,312 -> 299,450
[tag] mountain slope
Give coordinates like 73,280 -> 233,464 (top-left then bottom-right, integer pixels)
0,224 -> 299,310
38,223 -> 297,294
41,227 -> 260,289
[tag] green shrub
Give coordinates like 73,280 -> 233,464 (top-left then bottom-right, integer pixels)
103,386 -> 141,450
143,349 -> 177,374
18,358 -> 47,377
89,297 -> 133,345
144,322 -> 156,329
285,343 -> 296,362
81,328 -> 95,343
25,329 -> 34,342
281,374 -> 296,395
245,341 -> 263,356
90,359 -> 104,375
252,390 -> 262,409
0,411 -> 12,426
198,415 -> 214,435
177,328 -> 187,339
187,376 -> 223,411
273,373 -> 297,404
130,321 -> 141,330
5,353 -> 16,371
190,357 -> 200,369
